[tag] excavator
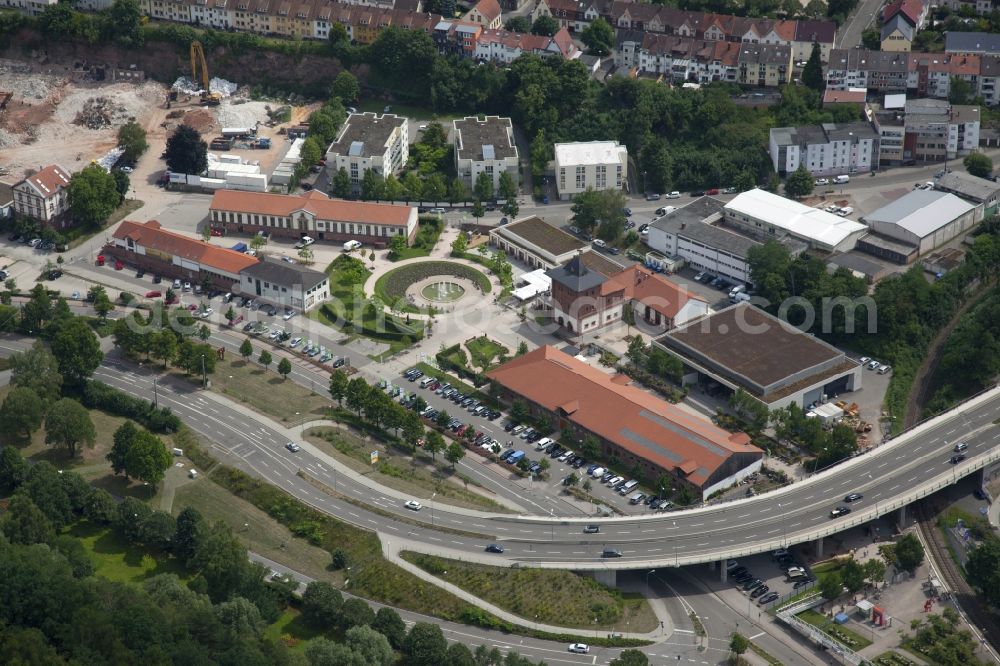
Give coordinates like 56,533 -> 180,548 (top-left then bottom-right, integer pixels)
190,41 -> 222,106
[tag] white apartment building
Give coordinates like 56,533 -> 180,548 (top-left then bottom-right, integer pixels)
326,112 -> 409,193
769,122 -> 878,177
553,141 -> 628,201
12,164 -> 72,228
453,116 -> 519,192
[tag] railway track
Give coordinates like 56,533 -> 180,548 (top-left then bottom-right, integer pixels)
915,500 -> 1000,656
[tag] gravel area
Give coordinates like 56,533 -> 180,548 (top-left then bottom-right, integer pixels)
215,99 -> 272,130
52,81 -> 164,127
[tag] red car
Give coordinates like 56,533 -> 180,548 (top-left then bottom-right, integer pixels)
456,425 -> 468,437
210,228 -> 223,237
96,255 -> 106,266
229,314 -> 244,326
706,188 -> 720,196
145,290 -> 162,298
114,260 -> 124,270
186,304 -> 198,311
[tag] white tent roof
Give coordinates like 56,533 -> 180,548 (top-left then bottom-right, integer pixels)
513,269 -> 551,301
725,189 -> 867,248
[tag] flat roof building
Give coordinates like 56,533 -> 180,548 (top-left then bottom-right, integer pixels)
769,122 -> 878,177
861,189 -> 982,258
240,256 -> 330,311
326,112 -> 409,192
934,171 -> 1000,214
489,216 -> 585,268
453,115 -> 519,192
487,346 -> 763,499
724,188 -> 868,253
553,141 -> 628,201
646,197 -> 763,284
655,303 -> 863,410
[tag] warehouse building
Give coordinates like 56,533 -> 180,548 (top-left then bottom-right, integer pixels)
934,171 -> 1000,215
860,189 -> 981,260
655,303 -> 863,410
487,346 -> 763,500
724,188 -> 868,253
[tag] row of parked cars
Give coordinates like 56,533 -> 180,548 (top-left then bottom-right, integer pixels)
729,548 -> 813,607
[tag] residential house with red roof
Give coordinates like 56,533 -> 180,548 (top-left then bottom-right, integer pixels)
475,26 -> 578,63
546,254 -> 709,335
209,189 -> 418,247
487,345 -> 762,499
13,164 -> 72,228
464,0 -> 502,29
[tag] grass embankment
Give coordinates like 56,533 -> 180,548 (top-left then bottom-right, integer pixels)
199,355 -> 330,423
305,425 -> 509,512
401,551 -> 658,633
796,609 -> 872,650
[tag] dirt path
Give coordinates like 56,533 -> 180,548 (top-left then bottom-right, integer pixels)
903,279 -> 995,428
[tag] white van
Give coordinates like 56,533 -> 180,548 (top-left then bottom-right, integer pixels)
419,376 -> 436,388
590,466 -> 606,478
535,437 -> 553,450
343,240 -> 362,252
837,206 -> 854,217
833,175 -> 850,184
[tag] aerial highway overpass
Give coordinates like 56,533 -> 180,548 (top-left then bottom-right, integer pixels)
74,337 -> 1000,575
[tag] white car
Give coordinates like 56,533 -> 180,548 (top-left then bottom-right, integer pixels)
568,644 -> 590,654
289,337 -> 302,348
859,356 -> 870,365
121,166 -> 133,173
866,360 -> 880,370
666,191 -> 681,199
283,310 -> 296,321
815,178 -> 829,185
198,307 -> 213,319
285,442 -> 300,452
404,500 -> 422,511
183,281 -> 191,291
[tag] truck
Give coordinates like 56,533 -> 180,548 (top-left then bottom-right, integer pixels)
294,236 -> 315,249
222,127 -> 257,138
230,242 -> 248,253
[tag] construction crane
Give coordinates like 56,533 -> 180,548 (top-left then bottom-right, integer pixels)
190,41 -> 221,106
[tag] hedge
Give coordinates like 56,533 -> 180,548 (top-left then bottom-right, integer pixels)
378,261 -> 491,303
80,380 -> 181,433
436,344 -> 488,387
320,303 -> 424,342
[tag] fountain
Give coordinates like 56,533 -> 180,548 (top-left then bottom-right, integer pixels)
421,281 -> 466,303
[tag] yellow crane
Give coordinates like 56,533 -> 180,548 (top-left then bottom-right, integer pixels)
190,41 -> 222,106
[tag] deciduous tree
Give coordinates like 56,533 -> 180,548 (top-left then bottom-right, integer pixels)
1,494 -> 55,545
964,152 -> 993,179
445,441 -> 465,469
50,317 -> 102,386
165,125 -> 208,176
44,398 -> 95,458
784,164 -> 815,198
581,17 -> 614,55
331,71 -> 360,102
329,369 -> 349,406
0,387 -> 44,440
277,357 -> 292,380
258,349 -> 272,371
68,164 -> 119,228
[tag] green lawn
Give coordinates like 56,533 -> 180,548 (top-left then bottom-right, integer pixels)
201,355 -> 331,423
465,336 -> 508,370
401,551 -> 658,632
69,521 -> 191,584
796,609 -> 872,651
264,607 -> 333,653
388,218 -> 444,262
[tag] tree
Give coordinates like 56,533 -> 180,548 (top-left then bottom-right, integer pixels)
424,172 -> 447,201
581,17 -> 614,55
949,75 -> 974,105
165,125 -> 208,176
510,399 -> 529,423
819,572 -> 843,600
346,625 -> 394,666
108,421 -> 138,477
90,285 -> 114,319
298,245 -> 315,264
1,494 -> 55,546
517,340 -> 529,356
784,164 -> 815,198
115,428 -> 173,485
424,430 -> 445,459
403,622 -> 448,666
332,167 -> 352,198
361,169 -> 383,200
445,441 -> 465,470
332,71 -> 360,102
626,335 -> 647,366
964,152 -> 993,179
83,487 -> 117,525
106,0 -> 144,47
345,377 -> 369,416
840,558 -> 865,593
112,169 -> 130,204
302,582 -> 344,628
451,232 -> 468,256
640,137 -> 672,194
402,410 -> 424,450
894,532 -> 925,573
571,187 -> 626,234
729,633 -> 749,657
402,171 -> 423,201
498,170 -> 519,218
471,199 -> 485,220
802,42 -> 824,91
340,597 -> 376,629
863,558 -> 886,587
140,511 -> 177,550
149,330 -> 178,368
372,607 -> 407,649
258,349 -> 272,371
174,506 -> 208,562
44,398 -> 95,458
531,14 -> 559,36
118,121 -> 148,164
68,164 -> 119,228
446,643 -> 476,666
20,284 -> 51,334
10,340 -> 62,404
388,234 -> 407,260
50,317 -> 102,386
20,461 -> 73,528
966,538 -> 1000,606
277,357 -> 292,380
329,369 -> 349,406
0,387 -> 44,440
474,171 -> 495,202
0,445 -> 29,490
239,338 -> 253,362
504,16 -> 530,32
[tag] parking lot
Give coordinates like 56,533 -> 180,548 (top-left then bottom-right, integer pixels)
722,546 -> 817,611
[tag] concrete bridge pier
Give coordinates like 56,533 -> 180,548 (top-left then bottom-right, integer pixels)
815,536 -> 824,558
594,569 -> 617,587
898,504 -> 907,526
720,559 -> 728,582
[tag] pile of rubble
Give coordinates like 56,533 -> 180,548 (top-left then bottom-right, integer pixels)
73,96 -> 130,129
171,76 -> 238,97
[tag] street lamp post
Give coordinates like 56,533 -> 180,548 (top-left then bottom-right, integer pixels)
645,568 -> 656,593
200,354 -> 207,388
152,377 -> 159,408
431,492 -> 437,527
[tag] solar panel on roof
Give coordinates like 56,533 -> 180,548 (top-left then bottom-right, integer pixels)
348,141 -> 365,157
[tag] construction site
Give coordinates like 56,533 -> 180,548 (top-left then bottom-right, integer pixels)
0,47 -> 316,187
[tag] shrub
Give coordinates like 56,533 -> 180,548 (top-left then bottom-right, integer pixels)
79,380 -> 181,432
